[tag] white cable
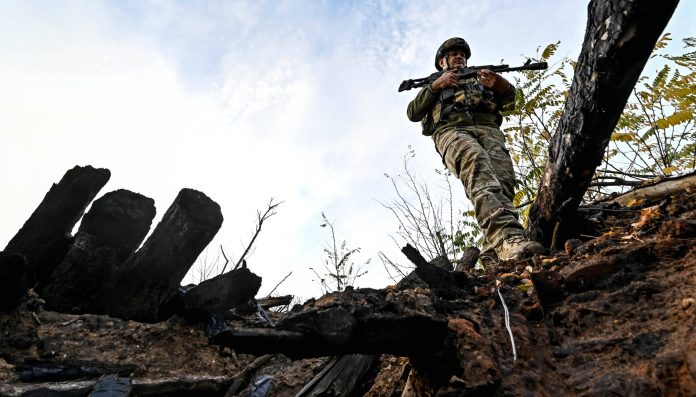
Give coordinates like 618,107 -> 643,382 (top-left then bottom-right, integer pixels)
497,287 -> 517,361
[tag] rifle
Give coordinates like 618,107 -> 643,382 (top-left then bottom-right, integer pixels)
398,60 -> 548,92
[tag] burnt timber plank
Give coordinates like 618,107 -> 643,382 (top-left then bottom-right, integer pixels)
4,166 -> 110,287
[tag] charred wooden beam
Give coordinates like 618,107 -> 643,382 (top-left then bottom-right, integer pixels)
0,251 -> 31,311
212,315 -> 445,359
41,233 -> 120,314
211,288 -> 448,359
76,189 -> 156,264
223,354 -> 276,397
258,295 -> 293,310
16,359 -> 136,382
4,166 -> 110,287
42,190 -> 155,313
401,244 -> 470,299
179,267 -> 262,320
0,375 -> 233,397
296,354 -> 377,397
105,188 -> 223,322
527,0 -> 680,247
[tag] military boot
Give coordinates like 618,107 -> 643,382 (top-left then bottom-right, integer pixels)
495,234 -> 546,261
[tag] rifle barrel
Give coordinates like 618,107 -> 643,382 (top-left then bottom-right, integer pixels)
398,61 -> 548,92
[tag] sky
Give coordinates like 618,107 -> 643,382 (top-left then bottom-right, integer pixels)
1,1 -> 694,300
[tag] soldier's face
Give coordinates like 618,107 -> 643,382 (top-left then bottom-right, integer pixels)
444,49 -> 468,69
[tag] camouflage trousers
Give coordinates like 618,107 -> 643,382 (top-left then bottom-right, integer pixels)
433,125 -> 524,253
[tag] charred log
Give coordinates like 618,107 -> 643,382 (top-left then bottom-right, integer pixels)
401,244 -> 470,299
257,295 -> 293,310
75,189 -> 156,264
16,359 -> 136,383
0,375 -> 233,397
527,0 -> 680,248
601,172 -> 696,207
105,189 -> 223,322
42,190 -> 155,313
295,354 -> 377,397
0,251 -> 31,311
41,233 -> 120,314
223,354 -> 276,397
211,288 -> 448,359
4,166 -> 110,287
179,267 -> 262,320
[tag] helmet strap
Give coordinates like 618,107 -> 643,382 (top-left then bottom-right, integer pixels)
440,55 -> 449,71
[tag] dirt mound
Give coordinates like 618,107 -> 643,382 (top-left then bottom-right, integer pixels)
1,186 -> 695,396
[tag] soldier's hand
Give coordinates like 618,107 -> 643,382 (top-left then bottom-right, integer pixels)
478,69 -> 511,93
431,70 -> 458,92
476,69 -> 498,89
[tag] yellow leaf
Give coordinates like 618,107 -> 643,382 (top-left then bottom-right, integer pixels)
626,198 -> 644,208
611,132 -> 637,142
662,166 -> 678,175
655,110 -> 693,129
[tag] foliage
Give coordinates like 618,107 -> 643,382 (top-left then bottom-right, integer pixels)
594,34 -> 696,199
310,212 -> 369,293
378,148 -> 482,281
502,34 -> 695,211
501,42 -> 573,223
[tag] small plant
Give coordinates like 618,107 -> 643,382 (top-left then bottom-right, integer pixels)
379,149 -> 482,282
310,212 -> 369,293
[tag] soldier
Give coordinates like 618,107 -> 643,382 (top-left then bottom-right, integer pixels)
407,37 -> 545,261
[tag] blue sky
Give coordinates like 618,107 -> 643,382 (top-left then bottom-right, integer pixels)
1,1 -> 694,300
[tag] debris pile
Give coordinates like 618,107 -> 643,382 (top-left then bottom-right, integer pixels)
1,167 -> 695,396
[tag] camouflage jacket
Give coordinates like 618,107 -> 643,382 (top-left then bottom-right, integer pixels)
406,76 -> 516,135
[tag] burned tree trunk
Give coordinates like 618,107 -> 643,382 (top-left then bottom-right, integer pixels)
4,166 -> 110,287
527,0 -> 680,248
105,188 -> 223,322
41,190 -> 156,313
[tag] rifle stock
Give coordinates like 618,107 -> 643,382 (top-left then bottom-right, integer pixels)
398,61 -> 548,92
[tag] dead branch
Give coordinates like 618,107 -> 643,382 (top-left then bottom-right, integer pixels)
231,199 -> 283,272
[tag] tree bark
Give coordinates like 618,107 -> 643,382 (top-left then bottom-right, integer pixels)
4,166 -> 110,287
105,188 -> 223,322
455,247 -> 480,272
527,0 -> 680,248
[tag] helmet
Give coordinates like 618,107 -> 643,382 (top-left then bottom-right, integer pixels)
435,37 -> 471,70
